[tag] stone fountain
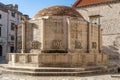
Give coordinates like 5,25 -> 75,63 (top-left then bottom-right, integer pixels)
1,6 -> 117,77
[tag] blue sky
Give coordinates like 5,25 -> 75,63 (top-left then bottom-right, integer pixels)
0,0 -> 76,18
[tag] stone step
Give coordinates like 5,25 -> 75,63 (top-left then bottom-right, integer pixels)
0,65 -> 109,72
2,68 -> 105,76
0,64 -> 118,76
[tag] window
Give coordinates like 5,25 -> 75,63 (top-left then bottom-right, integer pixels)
21,16 -> 23,20
89,15 -> 100,24
11,35 -> 14,41
0,27 -> 1,37
90,18 -> 98,24
10,46 -> 14,53
11,12 -> 15,17
0,45 -> 2,56
0,14 -> 1,19
11,23 -> 14,31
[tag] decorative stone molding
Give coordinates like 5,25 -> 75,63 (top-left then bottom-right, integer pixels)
30,41 -> 41,49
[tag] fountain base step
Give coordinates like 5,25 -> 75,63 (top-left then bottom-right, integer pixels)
0,64 -> 118,76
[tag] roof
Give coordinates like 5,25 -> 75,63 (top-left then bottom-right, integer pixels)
34,6 -> 83,18
72,0 -> 114,7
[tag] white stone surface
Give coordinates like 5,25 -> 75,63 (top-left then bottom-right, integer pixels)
76,2 -> 120,55
0,3 -> 27,56
0,75 -> 117,80
27,16 -> 101,53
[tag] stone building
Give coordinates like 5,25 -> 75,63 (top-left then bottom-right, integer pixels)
0,2 -> 28,56
72,0 -> 120,57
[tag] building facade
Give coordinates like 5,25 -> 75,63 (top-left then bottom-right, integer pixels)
0,2 -> 28,56
73,0 -> 120,56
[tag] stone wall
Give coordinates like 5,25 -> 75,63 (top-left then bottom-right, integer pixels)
75,2 -> 120,54
0,10 -> 8,56
27,16 -> 101,53
25,19 -> 44,52
7,53 -> 109,67
43,17 -> 68,52
68,18 -> 88,53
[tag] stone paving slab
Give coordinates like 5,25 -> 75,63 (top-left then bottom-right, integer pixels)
0,75 -> 114,80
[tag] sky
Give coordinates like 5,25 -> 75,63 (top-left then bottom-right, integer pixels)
0,0 -> 76,18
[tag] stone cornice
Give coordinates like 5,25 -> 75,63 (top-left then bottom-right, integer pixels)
0,2 -> 22,15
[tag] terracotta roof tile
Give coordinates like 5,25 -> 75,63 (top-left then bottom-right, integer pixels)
34,6 -> 83,18
72,0 -> 113,7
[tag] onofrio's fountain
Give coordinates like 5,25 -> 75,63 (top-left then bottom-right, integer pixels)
0,6 -> 117,79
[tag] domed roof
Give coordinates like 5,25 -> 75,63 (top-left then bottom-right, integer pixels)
34,6 -> 83,18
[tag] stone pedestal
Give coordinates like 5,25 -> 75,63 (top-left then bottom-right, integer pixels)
7,53 -> 109,67
2,53 -> 118,76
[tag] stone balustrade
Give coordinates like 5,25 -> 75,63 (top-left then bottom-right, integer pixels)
7,53 -> 109,67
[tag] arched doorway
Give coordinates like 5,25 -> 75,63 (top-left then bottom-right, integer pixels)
0,45 -> 2,56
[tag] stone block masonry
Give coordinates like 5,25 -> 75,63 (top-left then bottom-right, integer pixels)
7,53 -> 108,67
